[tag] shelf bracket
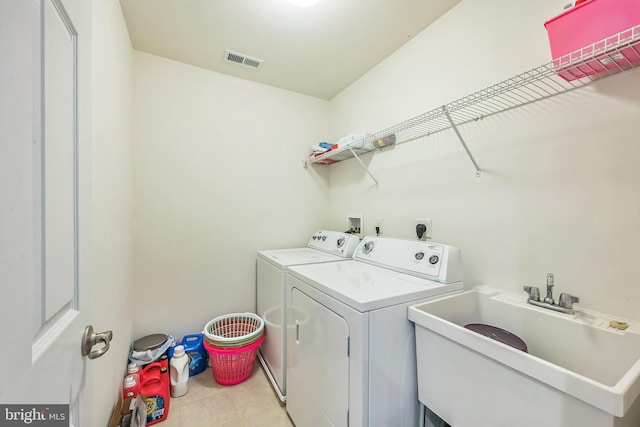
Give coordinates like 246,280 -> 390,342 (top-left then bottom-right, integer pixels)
348,146 -> 379,188
442,106 -> 481,177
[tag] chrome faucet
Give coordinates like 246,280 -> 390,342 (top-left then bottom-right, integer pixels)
522,273 -> 579,315
544,273 -> 555,305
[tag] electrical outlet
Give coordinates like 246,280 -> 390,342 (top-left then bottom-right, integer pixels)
375,217 -> 383,236
415,218 -> 432,240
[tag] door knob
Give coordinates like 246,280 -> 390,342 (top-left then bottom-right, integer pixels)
81,325 -> 113,359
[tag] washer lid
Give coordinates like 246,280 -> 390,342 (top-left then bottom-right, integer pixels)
288,260 -> 462,312
258,247 -> 345,268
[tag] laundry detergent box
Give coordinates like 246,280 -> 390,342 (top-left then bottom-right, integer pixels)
181,333 -> 207,376
121,395 -> 147,427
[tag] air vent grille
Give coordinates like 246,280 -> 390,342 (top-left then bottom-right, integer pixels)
224,50 -> 264,69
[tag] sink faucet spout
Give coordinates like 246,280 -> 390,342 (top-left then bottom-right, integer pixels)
544,273 -> 555,305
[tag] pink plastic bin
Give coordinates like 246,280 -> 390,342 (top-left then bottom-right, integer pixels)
544,0 -> 640,80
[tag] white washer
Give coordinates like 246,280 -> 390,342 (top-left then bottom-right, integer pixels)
257,230 -> 360,402
285,236 -> 463,427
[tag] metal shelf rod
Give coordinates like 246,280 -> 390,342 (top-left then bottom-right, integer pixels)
348,146 -> 379,188
442,106 -> 481,177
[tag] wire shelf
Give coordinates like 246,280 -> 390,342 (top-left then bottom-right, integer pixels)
308,25 -> 640,169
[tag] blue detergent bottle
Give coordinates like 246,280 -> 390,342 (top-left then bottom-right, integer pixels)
181,334 -> 207,376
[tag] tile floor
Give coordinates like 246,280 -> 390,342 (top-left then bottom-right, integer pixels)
160,362 -> 294,427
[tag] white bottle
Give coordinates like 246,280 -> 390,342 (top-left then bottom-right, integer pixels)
169,345 -> 189,397
123,363 -> 141,398
123,375 -> 139,399
127,363 -> 140,382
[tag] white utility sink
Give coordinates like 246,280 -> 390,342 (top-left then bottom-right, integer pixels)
408,286 -> 640,427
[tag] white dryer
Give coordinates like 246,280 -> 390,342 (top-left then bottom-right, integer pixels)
257,230 -> 360,402
285,236 -> 463,427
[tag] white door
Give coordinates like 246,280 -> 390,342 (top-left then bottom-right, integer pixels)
0,0 -> 105,425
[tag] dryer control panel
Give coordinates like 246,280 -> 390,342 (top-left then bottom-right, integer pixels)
354,236 -> 462,283
307,230 -> 360,258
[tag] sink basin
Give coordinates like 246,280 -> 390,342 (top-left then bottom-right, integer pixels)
408,286 -> 640,427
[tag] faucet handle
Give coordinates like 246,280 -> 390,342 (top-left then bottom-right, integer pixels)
558,293 -> 579,309
523,286 -> 540,301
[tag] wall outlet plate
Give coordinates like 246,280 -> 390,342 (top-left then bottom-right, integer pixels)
415,218 -> 432,240
375,217 -> 383,235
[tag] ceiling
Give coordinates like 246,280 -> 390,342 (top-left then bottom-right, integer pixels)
119,0 -> 462,100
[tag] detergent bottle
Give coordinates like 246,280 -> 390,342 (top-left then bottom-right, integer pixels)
181,334 -> 207,376
122,374 -> 140,399
140,362 -> 170,425
169,345 -> 189,397
127,363 -> 141,383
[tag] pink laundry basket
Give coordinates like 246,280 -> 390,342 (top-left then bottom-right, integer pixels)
203,335 -> 264,386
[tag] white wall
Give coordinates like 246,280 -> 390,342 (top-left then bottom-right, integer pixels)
326,0 -> 640,319
132,52 -> 330,339
91,1 -> 134,425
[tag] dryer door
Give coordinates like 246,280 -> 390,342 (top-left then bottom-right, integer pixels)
288,287 -> 349,427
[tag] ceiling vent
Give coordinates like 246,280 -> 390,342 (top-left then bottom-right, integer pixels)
224,50 -> 264,69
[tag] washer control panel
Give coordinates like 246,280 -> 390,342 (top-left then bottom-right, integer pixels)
354,236 -> 461,283
308,230 -> 360,258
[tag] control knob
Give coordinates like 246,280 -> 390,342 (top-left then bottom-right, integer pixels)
362,241 -> 374,254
